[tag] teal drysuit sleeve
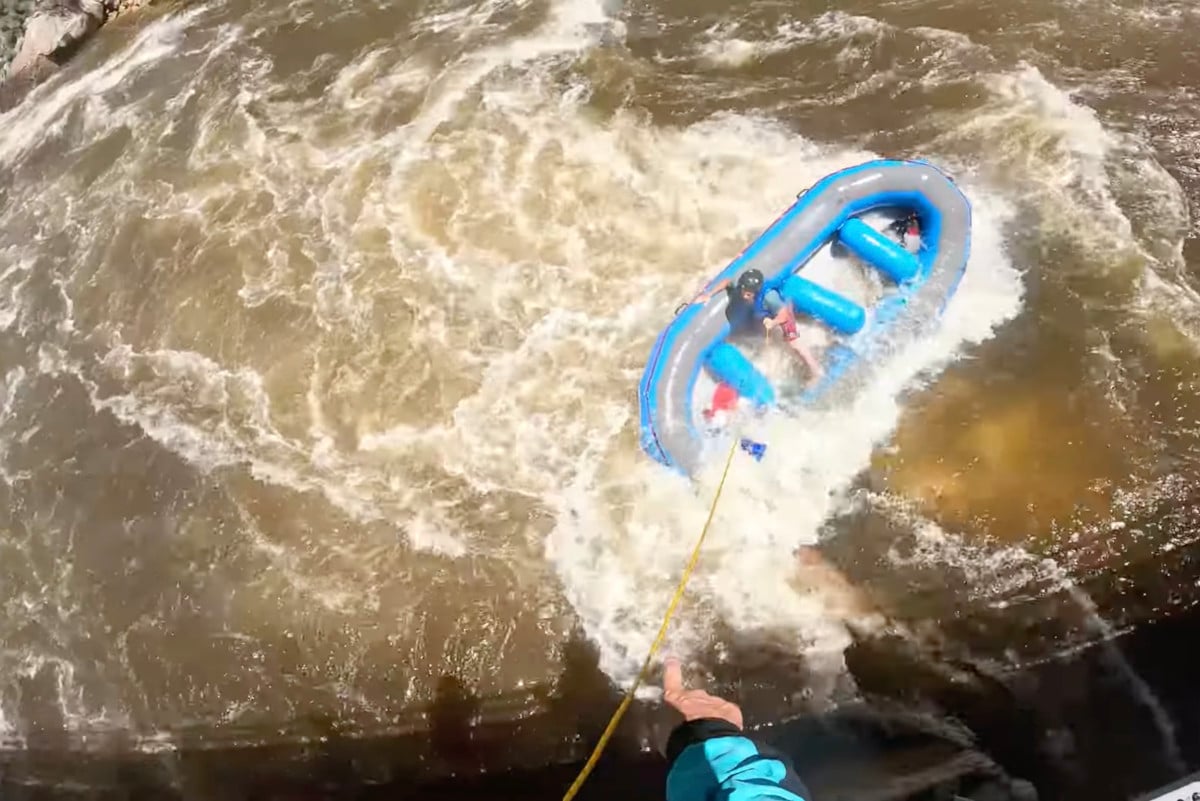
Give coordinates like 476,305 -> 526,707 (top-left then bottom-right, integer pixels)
666,719 -> 810,801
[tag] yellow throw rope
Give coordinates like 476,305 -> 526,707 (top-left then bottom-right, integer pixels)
561,436 -> 741,801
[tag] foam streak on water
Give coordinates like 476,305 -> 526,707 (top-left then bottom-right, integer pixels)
0,8 -> 209,163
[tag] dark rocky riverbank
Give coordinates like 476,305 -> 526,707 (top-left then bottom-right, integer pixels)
2,598 -> 1197,801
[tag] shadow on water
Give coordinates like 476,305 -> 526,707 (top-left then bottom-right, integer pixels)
5,489 -> 1200,801
2,583 -> 1198,801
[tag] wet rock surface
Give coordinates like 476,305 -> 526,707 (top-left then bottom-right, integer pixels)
0,0 -> 154,111
0,0 -> 38,71
6,0 -> 103,76
1,608 -> 1196,801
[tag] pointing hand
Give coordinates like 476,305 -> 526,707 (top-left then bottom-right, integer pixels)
661,658 -> 744,729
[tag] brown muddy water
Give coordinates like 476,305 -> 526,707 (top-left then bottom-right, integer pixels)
0,0 -> 1198,797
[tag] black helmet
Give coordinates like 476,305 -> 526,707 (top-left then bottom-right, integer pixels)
736,269 -> 764,295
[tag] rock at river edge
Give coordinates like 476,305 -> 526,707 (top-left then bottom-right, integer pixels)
6,0 -> 105,76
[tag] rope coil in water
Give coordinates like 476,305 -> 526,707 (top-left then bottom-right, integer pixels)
561,437 -> 740,801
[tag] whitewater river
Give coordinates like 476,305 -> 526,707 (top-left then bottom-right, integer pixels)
0,0 -> 1197,768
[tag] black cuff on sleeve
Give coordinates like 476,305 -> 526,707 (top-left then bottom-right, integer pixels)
665,718 -> 743,768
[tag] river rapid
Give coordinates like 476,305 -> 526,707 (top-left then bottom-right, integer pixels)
0,0 -> 1197,773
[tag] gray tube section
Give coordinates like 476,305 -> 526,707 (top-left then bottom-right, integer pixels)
650,160 -> 971,476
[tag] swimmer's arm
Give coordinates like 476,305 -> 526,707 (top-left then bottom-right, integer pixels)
763,307 -> 789,329
762,293 -> 793,329
695,278 -> 731,304
667,722 -> 810,801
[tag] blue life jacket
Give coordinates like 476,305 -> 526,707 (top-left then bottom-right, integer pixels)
724,286 -> 763,332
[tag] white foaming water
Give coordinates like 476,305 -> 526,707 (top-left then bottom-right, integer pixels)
389,0 -> 625,160
0,0 -> 641,568
948,66 -> 1126,241
245,0 -> 1033,687
940,65 -> 1197,358
876,494 -> 1059,603
1061,0 -> 1199,26
0,7 -> 208,165
0,0 -> 1027,706
0,365 -> 28,482
946,66 -> 1188,266
412,0 -> 536,38
547,171 -> 1024,686
12,0 -> 1193,738
697,11 -> 887,69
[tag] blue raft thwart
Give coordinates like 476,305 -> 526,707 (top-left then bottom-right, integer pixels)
838,216 -> 922,284
780,273 -> 866,335
704,342 -> 776,407
637,159 -> 972,476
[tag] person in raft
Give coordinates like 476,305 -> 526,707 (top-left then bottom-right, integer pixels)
661,657 -> 810,801
696,269 -> 824,384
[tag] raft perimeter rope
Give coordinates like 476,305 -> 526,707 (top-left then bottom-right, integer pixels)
561,436 -> 740,801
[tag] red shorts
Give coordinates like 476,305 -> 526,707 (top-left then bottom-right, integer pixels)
779,318 -> 799,341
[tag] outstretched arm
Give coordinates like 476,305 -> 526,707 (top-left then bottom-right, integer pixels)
762,304 -> 790,330
667,723 -> 811,801
662,659 -> 810,801
695,278 -> 732,304
761,291 -> 791,330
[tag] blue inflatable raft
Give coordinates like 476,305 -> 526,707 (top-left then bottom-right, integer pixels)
638,159 -> 972,475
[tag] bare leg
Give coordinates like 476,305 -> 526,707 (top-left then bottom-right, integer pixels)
792,546 -> 884,630
786,338 -> 823,386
